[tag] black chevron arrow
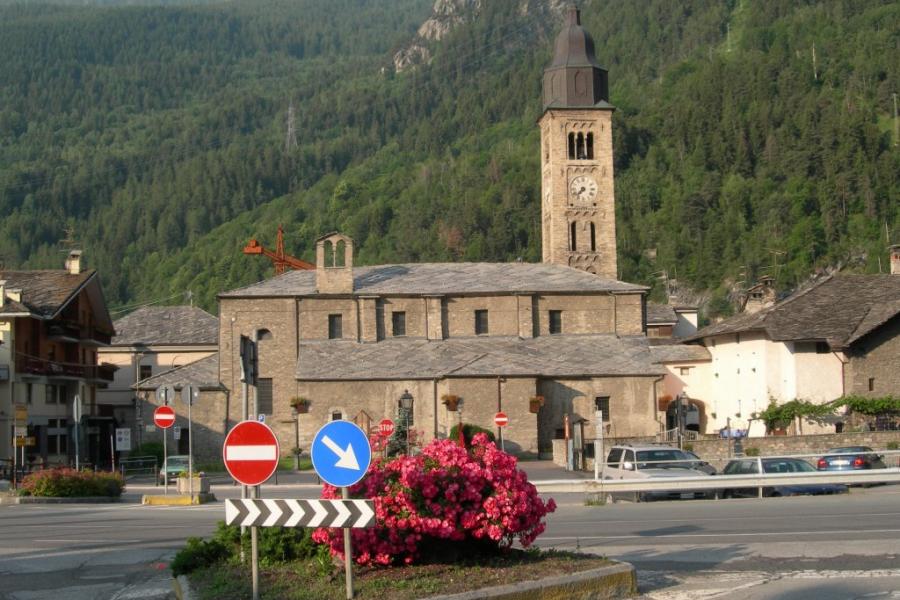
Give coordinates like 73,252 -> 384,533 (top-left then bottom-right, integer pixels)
273,500 -> 292,527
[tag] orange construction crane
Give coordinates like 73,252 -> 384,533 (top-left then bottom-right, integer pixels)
243,225 -> 314,275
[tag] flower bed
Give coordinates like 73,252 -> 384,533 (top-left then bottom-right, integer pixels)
313,433 -> 555,566
18,468 -> 124,498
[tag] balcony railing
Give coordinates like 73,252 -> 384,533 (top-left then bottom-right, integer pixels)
19,358 -> 117,382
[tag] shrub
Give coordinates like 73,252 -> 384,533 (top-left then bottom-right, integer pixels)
19,468 -> 124,497
448,422 -> 496,447
744,447 -> 761,457
887,441 -> 899,450
171,536 -> 231,577
129,441 -> 164,465
313,433 -> 555,566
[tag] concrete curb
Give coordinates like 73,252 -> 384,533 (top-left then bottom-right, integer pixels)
418,561 -> 637,600
172,574 -> 194,600
0,495 -> 122,504
142,493 -> 217,506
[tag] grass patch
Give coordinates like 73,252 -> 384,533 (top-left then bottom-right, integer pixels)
188,548 -> 610,600
277,456 -> 312,471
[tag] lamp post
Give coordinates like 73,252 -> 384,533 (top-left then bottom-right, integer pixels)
291,406 -> 300,471
399,389 -> 413,456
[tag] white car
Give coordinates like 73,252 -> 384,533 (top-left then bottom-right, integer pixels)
603,444 -> 714,501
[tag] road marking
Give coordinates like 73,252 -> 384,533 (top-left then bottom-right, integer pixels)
540,527 -> 900,542
224,444 -> 277,461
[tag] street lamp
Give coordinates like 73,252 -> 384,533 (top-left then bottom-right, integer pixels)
399,389 -> 413,456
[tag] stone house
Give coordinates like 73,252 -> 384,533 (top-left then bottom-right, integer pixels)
98,305 -> 218,450
682,271 -> 900,435
0,251 -> 117,467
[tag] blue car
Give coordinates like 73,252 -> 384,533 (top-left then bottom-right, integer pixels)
720,457 -> 848,499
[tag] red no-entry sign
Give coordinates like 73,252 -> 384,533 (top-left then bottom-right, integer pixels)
153,406 -> 176,429
378,418 -> 395,437
494,412 -> 509,428
223,420 -> 280,486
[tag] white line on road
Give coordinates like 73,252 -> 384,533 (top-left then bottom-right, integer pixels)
540,527 -> 900,542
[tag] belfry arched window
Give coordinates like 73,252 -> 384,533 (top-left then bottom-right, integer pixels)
590,223 -> 596,251
586,132 -> 594,159
576,133 -> 586,159
569,222 -> 577,251
567,133 -> 576,159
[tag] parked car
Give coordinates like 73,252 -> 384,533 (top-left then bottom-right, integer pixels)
158,455 -> 190,484
816,446 -> 887,471
720,457 -> 848,498
604,445 -> 715,501
683,450 -> 717,475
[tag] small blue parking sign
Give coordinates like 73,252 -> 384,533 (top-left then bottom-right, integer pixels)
311,421 -> 372,488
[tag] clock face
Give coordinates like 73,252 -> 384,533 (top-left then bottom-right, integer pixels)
569,175 -> 598,204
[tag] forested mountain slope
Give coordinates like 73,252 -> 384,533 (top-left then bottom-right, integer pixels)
0,0 -> 897,314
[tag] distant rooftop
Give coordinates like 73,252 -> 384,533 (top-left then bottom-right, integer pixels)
0,269 -> 95,319
221,263 -> 648,298
112,305 -> 218,346
134,354 -> 222,391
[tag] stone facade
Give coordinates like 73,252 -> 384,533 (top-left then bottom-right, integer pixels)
844,316 -> 900,398
540,108 -> 617,279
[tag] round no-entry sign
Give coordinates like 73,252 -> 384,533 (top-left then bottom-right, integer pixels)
378,418 -> 395,437
223,420 -> 280,486
153,405 -> 176,429
494,412 -> 509,428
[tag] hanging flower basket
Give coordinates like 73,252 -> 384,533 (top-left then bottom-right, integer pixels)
529,396 -> 545,414
441,394 -> 460,412
290,397 -> 310,414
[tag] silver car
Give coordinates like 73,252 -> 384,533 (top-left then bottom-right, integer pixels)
603,444 -> 714,501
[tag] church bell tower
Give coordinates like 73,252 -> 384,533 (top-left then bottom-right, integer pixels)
539,4 -> 617,279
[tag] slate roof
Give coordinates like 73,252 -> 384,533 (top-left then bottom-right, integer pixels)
687,275 -> 900,349
647,303 -> 678,325
113,306 -> 218,346
296,335 -> 666,381
0,270 -> 95,318
648,343 -> 711,363
134,354 -> 222,391
220,263 -> 647,298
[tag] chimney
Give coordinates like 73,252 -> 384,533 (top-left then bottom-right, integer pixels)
0,280 -> 5,308
743,276 -> 776,314
891,244 -> 900,275
65,250 -> 83,275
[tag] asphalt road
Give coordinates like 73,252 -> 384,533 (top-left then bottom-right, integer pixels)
0,478 -> 898,599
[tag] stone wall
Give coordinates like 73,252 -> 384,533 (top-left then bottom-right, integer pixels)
845,316 -> 900,397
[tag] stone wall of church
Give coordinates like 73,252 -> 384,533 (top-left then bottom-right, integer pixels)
844,316 -> 900,398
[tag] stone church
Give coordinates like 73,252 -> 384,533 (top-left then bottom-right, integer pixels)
139,6 -> 687,460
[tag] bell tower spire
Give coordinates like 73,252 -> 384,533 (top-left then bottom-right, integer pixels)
539,4 -> 617,279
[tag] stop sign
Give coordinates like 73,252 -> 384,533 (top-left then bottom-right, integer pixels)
223,420 -> 280,486
378,418 -> 395,437
494,412 -> 509,428
153,406 -> 176,429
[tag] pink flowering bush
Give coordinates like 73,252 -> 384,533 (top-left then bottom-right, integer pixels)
312,433 -> 556,566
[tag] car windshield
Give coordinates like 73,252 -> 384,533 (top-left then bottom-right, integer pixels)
762,459 -> 815,473
635,450 -> 690,469
167,457 -> 189,468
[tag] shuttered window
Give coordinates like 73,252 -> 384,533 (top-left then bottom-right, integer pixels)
257,378 -> 273,415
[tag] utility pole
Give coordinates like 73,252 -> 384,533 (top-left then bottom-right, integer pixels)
285,100 -> 297,153
893,93 -> 898,147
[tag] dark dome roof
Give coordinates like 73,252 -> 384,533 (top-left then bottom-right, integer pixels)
549,5 -> 602,69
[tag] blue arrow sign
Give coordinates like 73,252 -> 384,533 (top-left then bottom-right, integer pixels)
311,420 -> 372,488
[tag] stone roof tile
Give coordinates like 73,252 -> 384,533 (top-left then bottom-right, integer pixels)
113,306 -> 218,346
134,354 -> 221,391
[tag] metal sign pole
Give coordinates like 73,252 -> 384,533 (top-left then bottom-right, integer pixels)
188,385 -> 193,501
74,394 -> 80,471
342,486 -> 354,599
251,484 -> 260,600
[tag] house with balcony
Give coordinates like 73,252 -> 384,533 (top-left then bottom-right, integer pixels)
0,251 -> 117,468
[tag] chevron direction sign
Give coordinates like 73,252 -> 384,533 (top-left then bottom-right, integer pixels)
225,498 -> 375,529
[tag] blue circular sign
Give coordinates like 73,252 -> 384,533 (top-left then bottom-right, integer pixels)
311,420 -> 372,488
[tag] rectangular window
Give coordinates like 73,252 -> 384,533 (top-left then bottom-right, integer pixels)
45,385 -> 57,404
679,367 -> 691,376
391,311 -> 406,337
868,378 -> 875,392
256,378 -> 273,415
549,310 -> 562,335
815,342 -> 830,354
331,411 -> 343,421
594,396 -> 610,420
328,314 -> 343,339
139,365 -> 152,380
26,383 -> 32,405
47,418 -> 68,455
474,310 -> 489,335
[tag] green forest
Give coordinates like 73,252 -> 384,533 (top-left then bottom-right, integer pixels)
0,0 -> 897,315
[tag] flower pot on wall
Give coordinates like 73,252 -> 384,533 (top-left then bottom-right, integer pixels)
442,395 -> 460,412
290,397 -> 310,414
529,396 -> 545,414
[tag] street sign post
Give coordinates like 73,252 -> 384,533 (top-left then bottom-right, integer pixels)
153,406 -> 175,428
182,384 -> 199,500
73,395 -> 81,471
223,421 -> 280,487
594,409 -> 604,481
115,428 -> 131,452
494,412 -> 508,452
378,418 -> 394,438
312,420 -> 372,600
154,403 -> 175,495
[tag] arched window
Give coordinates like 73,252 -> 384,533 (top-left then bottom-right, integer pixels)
334,240 -> 346,267
567,133 -> 575,159
586,132 -> 594,159
569,222 -> 577,251
576,133 -> 586,159
324,240 -> 335,267
256,329 -> 273,341
590,223 -> 596,251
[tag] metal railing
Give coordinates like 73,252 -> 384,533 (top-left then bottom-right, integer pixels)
536,449 -> 900,498
118,455 -> 158,479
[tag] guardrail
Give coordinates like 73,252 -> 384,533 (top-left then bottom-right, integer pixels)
119,455 -> 158,479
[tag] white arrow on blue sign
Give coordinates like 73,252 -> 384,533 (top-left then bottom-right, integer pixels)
311,420 -> 372,488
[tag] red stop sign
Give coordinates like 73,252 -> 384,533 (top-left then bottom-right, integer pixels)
154,406 -> 176,429
494,412 -> 509,428
223,421 -> 280,486
379,418 -> 395,437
